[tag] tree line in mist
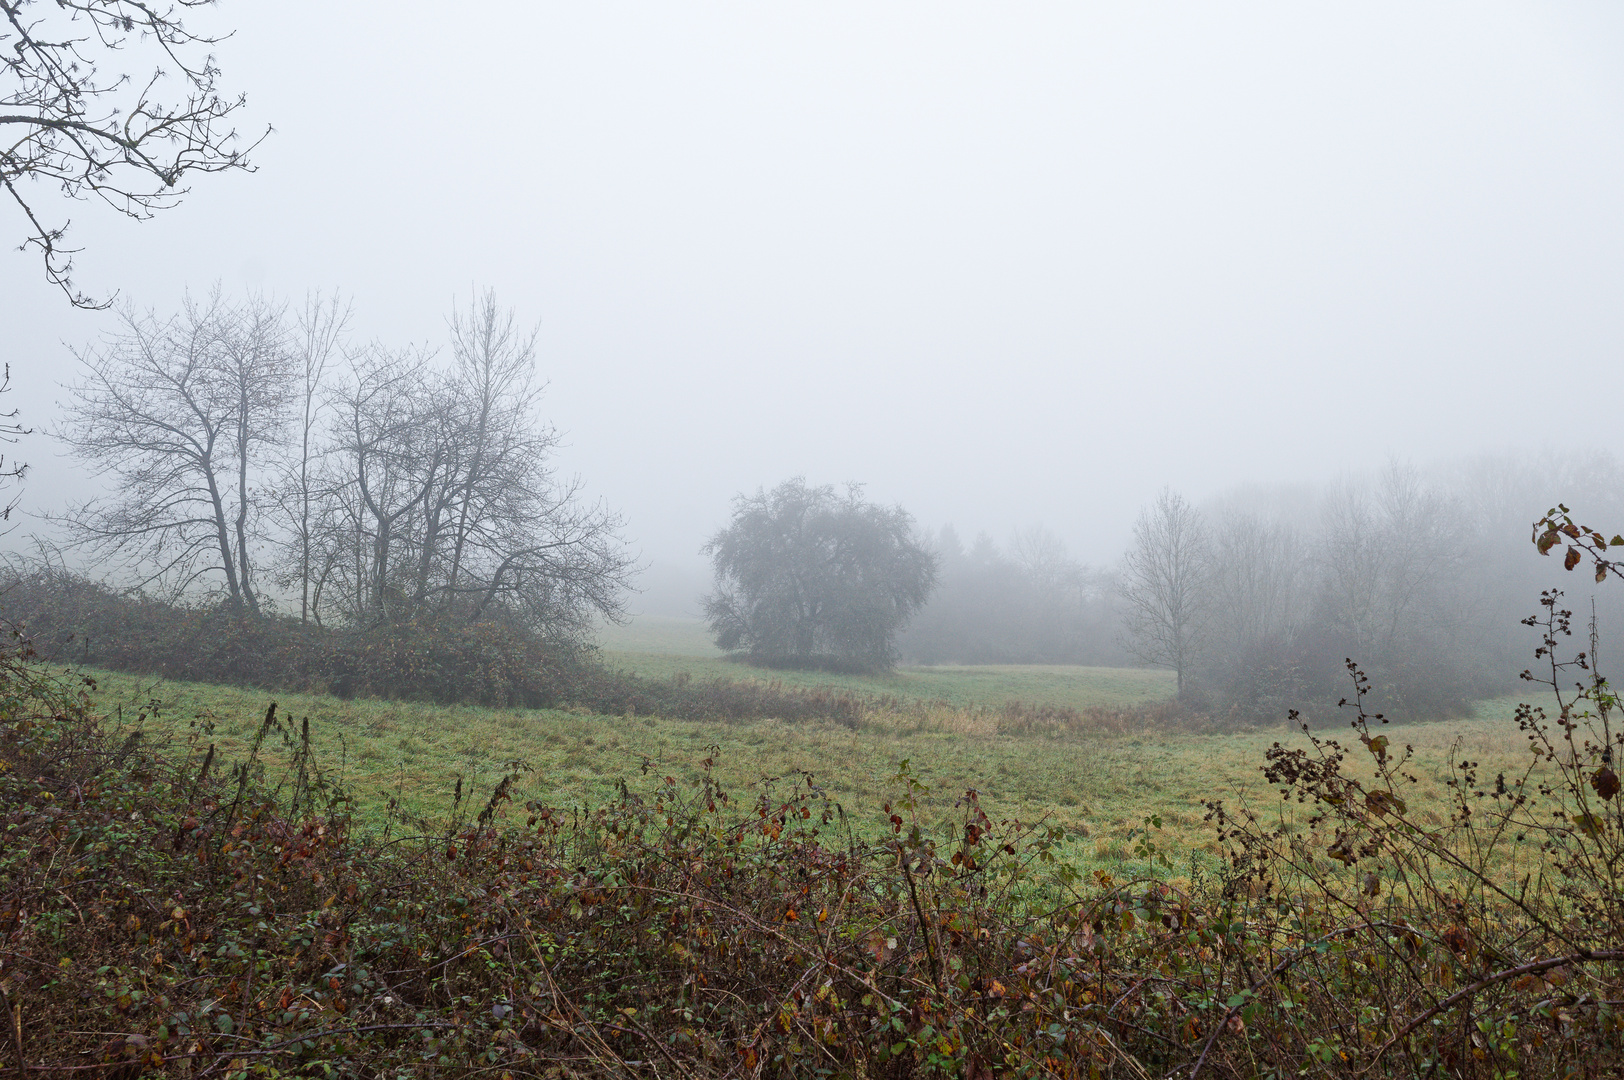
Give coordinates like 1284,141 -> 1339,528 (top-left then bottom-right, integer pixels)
896,525 -> 1124,667
901,454 -> 1624,719
10,283 -> 1623,723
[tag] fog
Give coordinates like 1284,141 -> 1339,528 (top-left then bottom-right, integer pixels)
6,1 -> 1624,595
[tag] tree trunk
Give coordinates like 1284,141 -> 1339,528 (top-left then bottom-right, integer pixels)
202,458 -> 245,610
233,390 -> 260,616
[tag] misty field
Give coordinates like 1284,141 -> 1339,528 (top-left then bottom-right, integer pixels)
82,659 -> 1536,881
599,615 -> 1178,707
609,653 -> 1177,711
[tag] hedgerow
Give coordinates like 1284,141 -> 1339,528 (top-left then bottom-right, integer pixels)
0,562 -> 1210,732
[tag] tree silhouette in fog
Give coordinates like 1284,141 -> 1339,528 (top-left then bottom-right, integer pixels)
1118,488 -> 1211,697
55,289 -> 632,640
703,478 -> 937,672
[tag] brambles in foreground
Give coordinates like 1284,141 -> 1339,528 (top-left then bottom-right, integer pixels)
1207,594 -> 1624,1075
1533,503 -> 1624,583
2,511 -> 1618,1075
4,602 -> 1624,1077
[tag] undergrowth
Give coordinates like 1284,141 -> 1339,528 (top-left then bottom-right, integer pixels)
3,587 -> 1623,1078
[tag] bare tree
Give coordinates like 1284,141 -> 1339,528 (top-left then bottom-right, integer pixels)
441,291 -> 545,604
1011,524 -> 1073,596
1317,463 -> 1461,658
2,0 -> 265,306
272,291 -> 349,623
319,343 -> 439,623
1207,510 -> 1305,657
1196,508 -> 1308,715
53,287 -> 630,636
1118,488 -> 1211,696
216,295 -> 288,613
309,293 -> 632,637
56,290 -> 292,609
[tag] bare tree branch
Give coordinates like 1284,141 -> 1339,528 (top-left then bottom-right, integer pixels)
1,0 -> 265,306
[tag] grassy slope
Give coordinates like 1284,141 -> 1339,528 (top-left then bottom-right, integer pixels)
83,660 -> 1540,883
604,652 -> 1179,709
596,613 -> 1178,708
594,614 -> 724,657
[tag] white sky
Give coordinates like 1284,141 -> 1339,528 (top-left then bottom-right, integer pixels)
4,1 -> 1624,574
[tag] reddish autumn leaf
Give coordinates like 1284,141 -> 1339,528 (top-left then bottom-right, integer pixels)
1442,925 -> 1471,954
1591,767 -> 1620,801
1565,546 -> 1582,571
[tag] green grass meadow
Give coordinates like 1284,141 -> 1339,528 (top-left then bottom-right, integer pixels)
597,614 -> 1179,708
80,630 -> 1543,887
593,613 -> 724,656
64,615 -> 1543,885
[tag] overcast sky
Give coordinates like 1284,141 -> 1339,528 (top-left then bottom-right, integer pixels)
5,1 -> 1624,579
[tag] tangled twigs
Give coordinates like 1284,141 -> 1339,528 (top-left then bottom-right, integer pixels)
1366,949 -> 1624,1069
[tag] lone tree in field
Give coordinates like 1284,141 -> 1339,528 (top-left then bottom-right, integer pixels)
2,0 -> 263,306
1118,488 -> 1211,697
703,478 -> 938,671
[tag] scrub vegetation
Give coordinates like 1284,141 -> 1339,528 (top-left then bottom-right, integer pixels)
4,596 -> 1623,1078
